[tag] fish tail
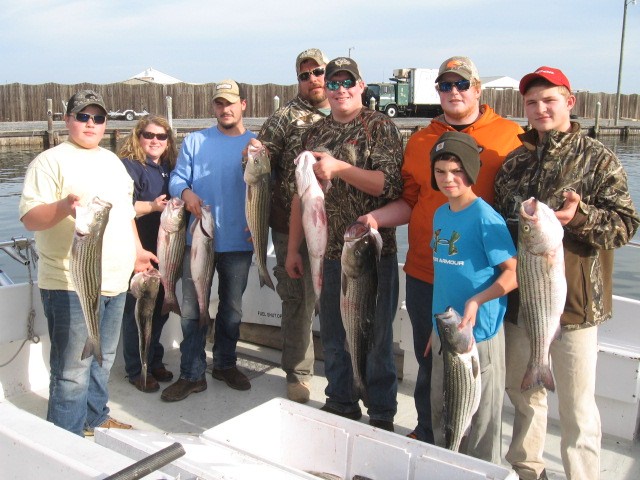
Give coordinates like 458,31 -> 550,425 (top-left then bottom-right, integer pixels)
314,298 -> 321,317
81,337 -> 103,366
142,363 -> 148,387
162,297 -> 181,317
521,364 -> 555,392
259,268 -> 275,291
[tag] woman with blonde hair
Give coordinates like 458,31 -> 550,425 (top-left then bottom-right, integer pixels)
119,114 -> 178,392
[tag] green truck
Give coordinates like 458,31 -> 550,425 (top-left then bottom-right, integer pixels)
364,68 -> 443,117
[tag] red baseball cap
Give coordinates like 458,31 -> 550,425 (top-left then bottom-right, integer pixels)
519,66 -> 571,95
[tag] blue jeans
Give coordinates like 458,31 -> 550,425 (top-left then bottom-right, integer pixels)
41,289 -> 126,437
122,284 -> 169,378
179,248 -> 252,380
405,275 -> 435,443
320,254 -> 399,422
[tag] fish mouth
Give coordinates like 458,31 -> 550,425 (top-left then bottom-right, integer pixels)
343,221 -> 369,241
521,197 -> 538,218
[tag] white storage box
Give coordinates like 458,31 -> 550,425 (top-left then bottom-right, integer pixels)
203,398 -> 517,480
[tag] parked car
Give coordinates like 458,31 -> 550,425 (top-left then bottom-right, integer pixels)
108,108 -> 149,121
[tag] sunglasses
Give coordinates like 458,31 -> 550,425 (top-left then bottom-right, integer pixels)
297,67 -> 325,82
326,79 -> 357,91
140,131 -> 169,141
73,112 -> 106,124
437,79 -> 473,92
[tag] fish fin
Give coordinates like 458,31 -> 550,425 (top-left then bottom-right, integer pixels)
341,273 -> 347,296
521,364 -> 555,392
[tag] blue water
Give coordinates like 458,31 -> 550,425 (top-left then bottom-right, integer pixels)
1,137 -> 639,299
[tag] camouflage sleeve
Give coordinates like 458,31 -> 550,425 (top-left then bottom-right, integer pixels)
368,116 -> 404,200
257,109 -> 288,168
565,148 -> 639,249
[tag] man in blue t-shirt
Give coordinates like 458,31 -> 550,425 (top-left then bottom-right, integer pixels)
162,79 -> 256,401
429,131 -> 517,463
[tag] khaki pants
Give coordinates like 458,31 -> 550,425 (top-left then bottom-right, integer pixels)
430,326 -> 505,464
505,320 -> 601,480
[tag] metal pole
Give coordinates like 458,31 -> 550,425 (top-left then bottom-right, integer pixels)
615,0 -> 632,126
273,95 -> 280,112
348,46 -> 355,58
594,101 -> 601,137
46,98 -> 54,148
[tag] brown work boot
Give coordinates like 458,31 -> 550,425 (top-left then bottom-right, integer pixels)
84,417 -> 132,437
211,366 -> 251,391
150,366 -> 174,382
161,378 -> 207,402
287,380 -> 311,403
129,374 -> 160,393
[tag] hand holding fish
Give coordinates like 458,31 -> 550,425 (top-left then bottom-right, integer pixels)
151,194 -> 168,212
460,299 -> 480,330
357,213 -> 379,231
312,151 -> 345,181
242,137 -> 263,158
554,189 -> 581,226
134,247 -> 158,273
181,188 -> 203,219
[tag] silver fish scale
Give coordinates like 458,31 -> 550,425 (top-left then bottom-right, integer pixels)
133,271 -> 161,382
158,205 -> 186,315
442,350 -> 479,451
245,172 -> 274,289
518,251 -> 556,366
340,246 -> 378,406
70,203 -> 111,365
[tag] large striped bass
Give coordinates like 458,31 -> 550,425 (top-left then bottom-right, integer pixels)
518,197 -> 566,392
70,196 -> 112,366
244,144 -> 274,290
340,222 -> 382,406
129,268 -> 161,388
190,204 -> 215,328
434,306 -> 481,452
157,197 -> 186,316
294,151 -> 328,310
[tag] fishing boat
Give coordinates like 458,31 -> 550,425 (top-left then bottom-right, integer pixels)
0,236 -> 638,479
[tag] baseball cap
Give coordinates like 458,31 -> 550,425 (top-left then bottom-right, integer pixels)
430,131 -> 481,190
213,79 -> 242,103
519,66 -> 571,95
295,48 -> 329,74
66,89 -> 107,115
325,57 -> 362,82
435,56 -> 480,83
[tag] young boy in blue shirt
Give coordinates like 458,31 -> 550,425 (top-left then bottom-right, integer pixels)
429,131 -> 517,463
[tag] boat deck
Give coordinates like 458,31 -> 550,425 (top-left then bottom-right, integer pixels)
7,340 -> 640,480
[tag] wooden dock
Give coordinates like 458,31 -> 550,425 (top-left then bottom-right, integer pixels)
0,118 -> 639,149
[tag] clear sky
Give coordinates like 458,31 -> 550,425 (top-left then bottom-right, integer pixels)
2,0 -> 639,94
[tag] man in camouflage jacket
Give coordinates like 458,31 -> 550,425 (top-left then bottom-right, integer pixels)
494,66 -> 639,480
250,48 -> 331,403
287,57 -> 403,430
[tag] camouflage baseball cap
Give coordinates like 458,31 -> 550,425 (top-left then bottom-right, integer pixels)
66,89 -> 107,115
213,79 -> 242,103
295,48 -> 329,74
325,57 -> 362,82
435,56 -> 480,83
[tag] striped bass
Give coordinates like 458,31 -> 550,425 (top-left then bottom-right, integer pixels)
157,197 -> 186,316
518,197 -> 566,392
434,306 -> 481,452
244,144 -> 274,290
129,268 -> 162,388
190,204 -> 215,328
70,196 -> 112,366
340,222 -> 382,406
294,151 -> 328,310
